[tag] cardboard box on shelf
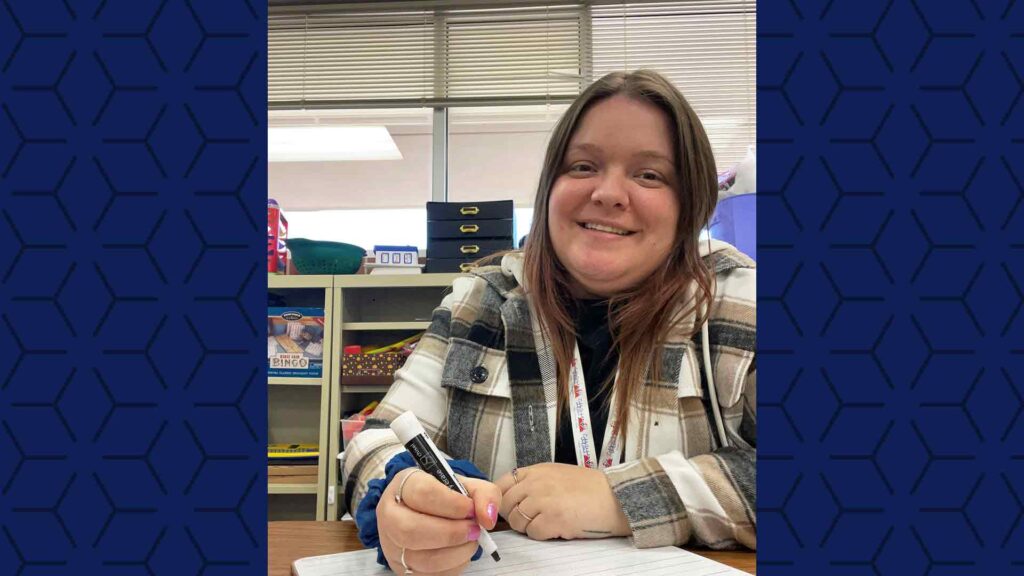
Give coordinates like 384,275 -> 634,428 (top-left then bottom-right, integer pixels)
342,352 -> 407,378
268,307 -> 325,378
268,465 -> 318,485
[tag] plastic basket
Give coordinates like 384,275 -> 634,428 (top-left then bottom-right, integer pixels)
287,238 -> 366,275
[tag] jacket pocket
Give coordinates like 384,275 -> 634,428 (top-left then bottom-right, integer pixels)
440,338 -> 511,471
676,341 -> 703,400
679,340 -> 748,408
440,337 -> 511,399
673,341 -> 717,456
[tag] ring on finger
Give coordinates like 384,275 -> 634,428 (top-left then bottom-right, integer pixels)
511,467 -> 520,484
400,547 -> 413,575
514,504 -> 535,523
395,469 -> 425,505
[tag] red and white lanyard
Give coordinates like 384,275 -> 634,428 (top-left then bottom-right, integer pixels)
567,341 -> 623,470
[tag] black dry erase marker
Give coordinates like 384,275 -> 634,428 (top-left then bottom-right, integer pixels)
391,411 -> 501,562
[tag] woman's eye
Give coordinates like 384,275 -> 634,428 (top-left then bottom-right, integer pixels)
638,171 -> 663,182
568,163 -> 595,174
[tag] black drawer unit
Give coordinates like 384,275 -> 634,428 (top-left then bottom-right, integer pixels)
426,200 -> 515,274
425,258 -> 486,273
427,219 -> 514,240
427,238 -> 514,259
427,200 -> 513,221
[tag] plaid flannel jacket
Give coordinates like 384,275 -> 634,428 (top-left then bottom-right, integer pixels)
342,240 -> 756,550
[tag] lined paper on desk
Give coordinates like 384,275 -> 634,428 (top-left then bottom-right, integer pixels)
291,531 -> 748,575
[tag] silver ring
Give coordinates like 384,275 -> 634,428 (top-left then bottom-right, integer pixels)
401,547 -> 413,575
511,467 -> 520,484
394,469 -> 424,505
515,504 -> 535,523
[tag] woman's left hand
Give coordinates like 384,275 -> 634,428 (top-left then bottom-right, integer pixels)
494,463 -> 631,541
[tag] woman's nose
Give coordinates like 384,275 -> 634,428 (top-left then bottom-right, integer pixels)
590,171 -> 630,209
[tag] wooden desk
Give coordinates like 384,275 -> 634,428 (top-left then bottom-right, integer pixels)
269,521 -> 756,575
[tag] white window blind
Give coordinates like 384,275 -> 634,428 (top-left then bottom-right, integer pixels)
445,6 -> 584,100
268,1 -> 757,165
591,1 -> 756,167
268,4 -> 585,108
269,10 -> 436,106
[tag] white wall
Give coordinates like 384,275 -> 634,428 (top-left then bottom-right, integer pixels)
268,127 -> 552,212
268,133 -> 433,211
269,115 -> 554,250
448,129 -> 550,204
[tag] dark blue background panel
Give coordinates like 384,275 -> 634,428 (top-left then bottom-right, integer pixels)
759,0 -> 1023,573
0,0 -> 266,573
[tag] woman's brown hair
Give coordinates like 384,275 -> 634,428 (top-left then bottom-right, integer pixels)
522,69 -> 719,441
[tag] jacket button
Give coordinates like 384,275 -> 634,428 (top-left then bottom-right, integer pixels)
470,366 -> 488,384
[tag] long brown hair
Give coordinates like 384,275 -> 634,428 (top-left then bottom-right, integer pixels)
522,70 -> 718,441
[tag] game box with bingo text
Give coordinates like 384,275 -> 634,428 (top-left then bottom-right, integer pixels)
267,307 -> 325,378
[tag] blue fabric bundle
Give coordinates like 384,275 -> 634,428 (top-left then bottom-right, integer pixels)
355,451 -> 488,566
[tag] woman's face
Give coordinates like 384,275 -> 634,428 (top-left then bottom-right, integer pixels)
548,95 -> 681,298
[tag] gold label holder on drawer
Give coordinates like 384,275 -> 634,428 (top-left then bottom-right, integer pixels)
460,245 -> 480,254
459,206 -> 480,216
459,224 -> 479,234
460,263 -> 477,272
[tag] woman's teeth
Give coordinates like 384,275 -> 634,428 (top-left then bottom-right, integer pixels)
583,223 -> 631,235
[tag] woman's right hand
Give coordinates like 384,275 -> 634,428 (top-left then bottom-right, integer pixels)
377,468 -> 501,575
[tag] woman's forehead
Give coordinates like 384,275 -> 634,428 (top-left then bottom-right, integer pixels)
580,95 -> 670,128
564,97 -> 676,161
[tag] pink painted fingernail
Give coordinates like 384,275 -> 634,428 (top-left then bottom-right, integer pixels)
468,525 -> 481,541
465,507 -> 476,519
487,503 -> 497,523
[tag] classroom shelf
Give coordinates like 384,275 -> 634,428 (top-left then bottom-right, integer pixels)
268,377 -> 324,386
267,272 -> 463,521
341,385 -> 390,394
268,483 -> 319,495
334,273 -> 461,289
268,274 -> 334,289
327,273 -> 462,520
267,276 -> 336,521
341,321 -> 431,331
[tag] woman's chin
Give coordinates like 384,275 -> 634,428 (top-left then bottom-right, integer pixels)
566,266 -> 635,297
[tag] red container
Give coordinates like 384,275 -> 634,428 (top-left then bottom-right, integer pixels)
342,416 -> 367,448
268,199 -> 289,274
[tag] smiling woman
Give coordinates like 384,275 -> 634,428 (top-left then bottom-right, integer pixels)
342,70 -> 756,575
548,96 -> 682,298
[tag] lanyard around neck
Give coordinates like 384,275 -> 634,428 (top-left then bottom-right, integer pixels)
567,341 -> 623,470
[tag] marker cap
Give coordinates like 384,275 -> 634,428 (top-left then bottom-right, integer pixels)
391,410 -> 426,444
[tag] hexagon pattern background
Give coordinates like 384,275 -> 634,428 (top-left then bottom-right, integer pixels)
759,0 -> 1024,573
1,0 -> 1021,574
0,0 -> 266,573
